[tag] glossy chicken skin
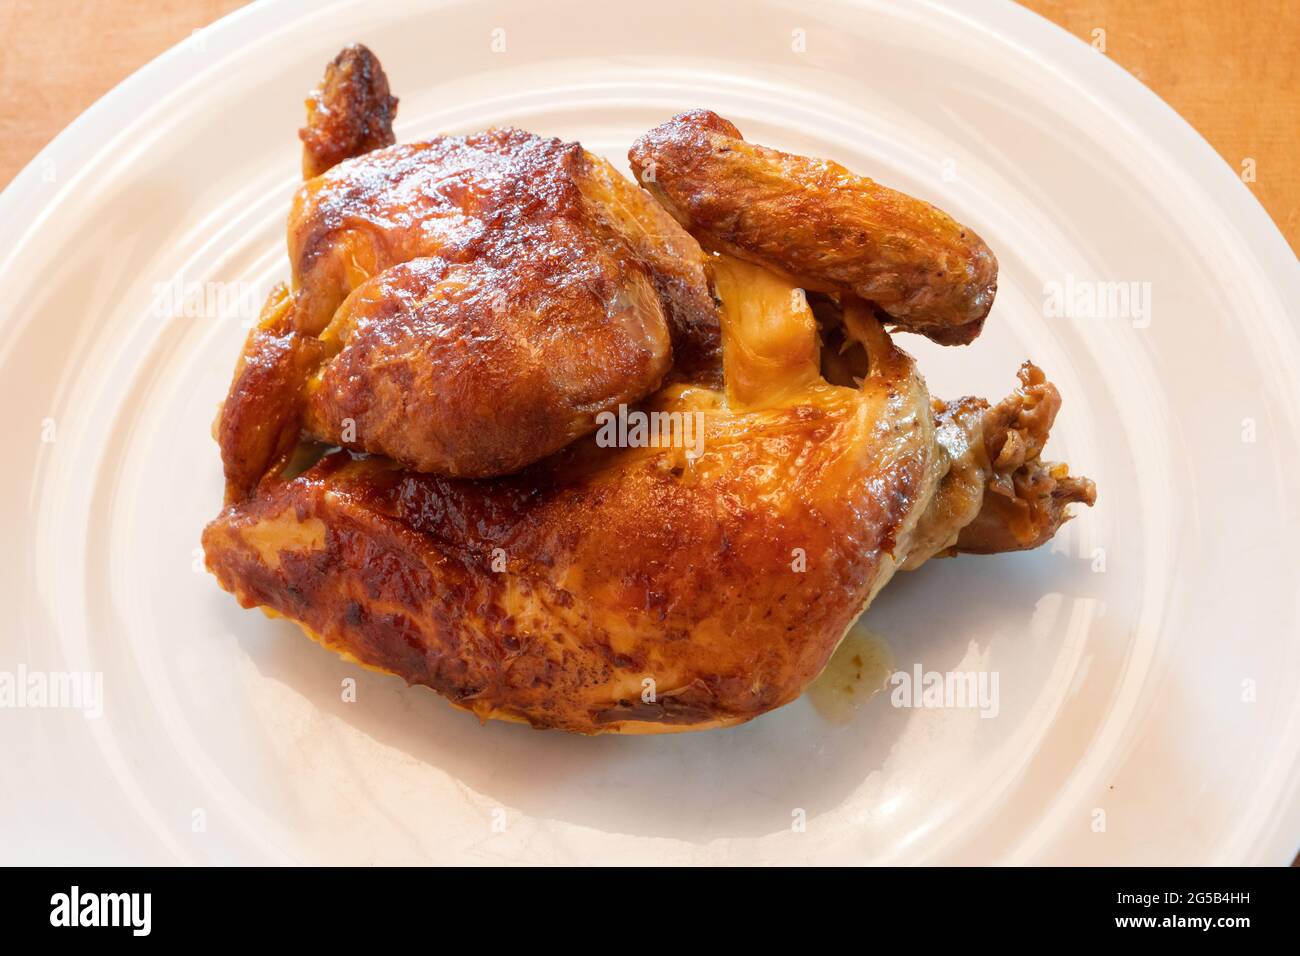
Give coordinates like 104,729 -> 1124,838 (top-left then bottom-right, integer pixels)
629,109 -> 997,345
220,60 -> 718,490
206,46 -> 1095,734
206,252 -> 1092,734
299,44 -> 397,180
300,229 -> 669,478
216,285 -> 322,504
284,130 -> 715,477
289,130 -> 717,358
206,294 -> 944,733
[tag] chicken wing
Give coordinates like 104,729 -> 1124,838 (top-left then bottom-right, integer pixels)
629,109 -> 997,345
299,44 -> 398,179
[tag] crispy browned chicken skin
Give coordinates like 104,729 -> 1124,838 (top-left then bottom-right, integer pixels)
288,128 -> 716,478
291,129 -> 695,477
206,291 -> 1092,733
299,44 -> 398,179
221,103 -> 717,490
207,304 -> 943,733
630,109 -> 998,345
205,48 -> 1094,734
302,253 -> 668,478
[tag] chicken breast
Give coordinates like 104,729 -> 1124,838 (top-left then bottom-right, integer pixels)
218,54 -> 718,496
629,109 -> 997,345
301,253 -> 668,477
289,130 -> 717,359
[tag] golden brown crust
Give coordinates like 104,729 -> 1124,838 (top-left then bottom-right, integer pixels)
299,44 -> 398,180
216,81 -> 719,489
288,130 -> 717,351
302,254 -> 671,477
573,152 -> 720,376
207,49 -> 1095,734
207,349 -> 1095,732
275,128 -> 717,476
629,109 -> 998,345
205,335 -> 937,733
216,285 -> 323,502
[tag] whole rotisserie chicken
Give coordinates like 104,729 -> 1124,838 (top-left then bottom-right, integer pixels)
203,46 -> 1095,734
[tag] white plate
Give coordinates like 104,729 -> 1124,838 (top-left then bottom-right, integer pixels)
2,0 -> 1298,866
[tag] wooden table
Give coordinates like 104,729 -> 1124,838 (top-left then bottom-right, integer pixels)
1,0 -> 1296,254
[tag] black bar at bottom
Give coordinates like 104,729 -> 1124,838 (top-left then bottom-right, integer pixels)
0,865 -> 1291,940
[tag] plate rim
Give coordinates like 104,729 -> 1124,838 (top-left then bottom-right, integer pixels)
3,0 -> 1297,865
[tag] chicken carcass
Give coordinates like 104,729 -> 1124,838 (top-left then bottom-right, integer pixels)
203,49 -> 1094,734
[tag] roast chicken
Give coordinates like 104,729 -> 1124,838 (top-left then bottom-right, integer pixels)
203,45 -> 1095,734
